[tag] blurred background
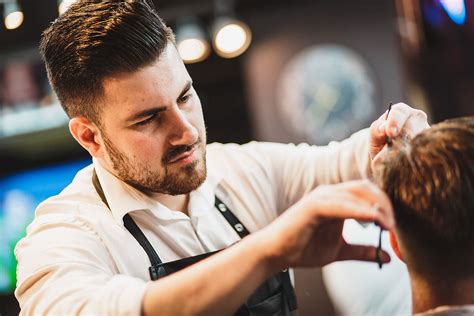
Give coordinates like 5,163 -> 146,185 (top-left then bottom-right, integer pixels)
1,0 -> 473,314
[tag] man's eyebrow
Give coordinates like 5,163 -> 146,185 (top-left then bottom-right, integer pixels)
126,80 -> 192,123
126,107 -> 166,123
178,80 -> 193,101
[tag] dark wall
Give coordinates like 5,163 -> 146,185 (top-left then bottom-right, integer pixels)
243,0 -> 405,144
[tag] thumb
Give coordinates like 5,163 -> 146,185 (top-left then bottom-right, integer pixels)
369,115 -> 389,159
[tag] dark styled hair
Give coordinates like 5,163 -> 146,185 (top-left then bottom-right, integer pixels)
39,0 -> 175,124
376,117 -> 474,274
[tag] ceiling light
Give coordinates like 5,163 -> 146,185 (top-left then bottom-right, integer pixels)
213,18 -> 252,59
175,18 -> 210,64
58,0 -> 76,15
4,1 -> 23,30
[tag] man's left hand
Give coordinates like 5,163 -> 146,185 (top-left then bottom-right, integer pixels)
369,102 -> 430,165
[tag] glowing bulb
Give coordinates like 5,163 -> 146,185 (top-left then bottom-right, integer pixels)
5,11 -> 23,30
58,0 -> 76,15
175,18 -> 210,64
214,21 -> 252,58
178,38 -> 210,64
4,2 -> 23,30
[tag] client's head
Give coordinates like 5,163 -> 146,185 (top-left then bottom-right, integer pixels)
376,117 -> 474,282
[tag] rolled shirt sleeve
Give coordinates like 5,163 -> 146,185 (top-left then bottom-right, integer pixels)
275,128 -> 372,210
15,211 -> 148,316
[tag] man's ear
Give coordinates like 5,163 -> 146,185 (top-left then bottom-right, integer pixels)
389,231 -> 404,262
69,117 -> 104,158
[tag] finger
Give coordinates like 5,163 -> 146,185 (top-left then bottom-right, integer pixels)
343,180 -> 392,208
312,196 -> 394,230
370,145 -> 389,170
337,180 -> 394,225
386,103 -> 412,137
370,114 -> 387,138
348,198 -> 394,231
308,182 -> 395,229
403,109 -> 430,137
337,242 -> 391,263
369,114 -> 388,149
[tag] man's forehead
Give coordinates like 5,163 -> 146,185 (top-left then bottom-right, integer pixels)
103,45 -> 184,88
100,44 -> 190,111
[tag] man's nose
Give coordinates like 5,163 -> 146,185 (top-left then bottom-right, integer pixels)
168,107 -> 198,146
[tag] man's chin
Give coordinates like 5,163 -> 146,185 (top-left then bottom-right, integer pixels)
155,159 -> 207,195
162,173 -> 207,195
122,151 -> 207,195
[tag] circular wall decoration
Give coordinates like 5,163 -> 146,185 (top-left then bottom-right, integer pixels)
276,44 -> 378,145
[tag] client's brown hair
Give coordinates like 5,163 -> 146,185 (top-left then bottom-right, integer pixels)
376,117 -> 474,275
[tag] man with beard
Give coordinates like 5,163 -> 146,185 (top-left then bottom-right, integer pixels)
14,1 -> 429,315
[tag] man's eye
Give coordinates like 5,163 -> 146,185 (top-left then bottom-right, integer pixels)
135,115 -> 155,127
179,93 -> 192,103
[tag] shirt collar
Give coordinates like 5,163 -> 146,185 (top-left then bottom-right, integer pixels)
92,157 -> 223,226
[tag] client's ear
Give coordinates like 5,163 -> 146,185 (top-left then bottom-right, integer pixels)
389,231 -> 404,262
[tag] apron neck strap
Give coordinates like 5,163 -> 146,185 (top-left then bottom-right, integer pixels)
92,169 -> 110,210
92,169 -> 162,266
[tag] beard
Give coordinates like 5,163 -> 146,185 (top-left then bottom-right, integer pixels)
102,133 -> 207,195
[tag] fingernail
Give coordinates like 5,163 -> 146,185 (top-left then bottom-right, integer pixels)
390,126 -> 398,136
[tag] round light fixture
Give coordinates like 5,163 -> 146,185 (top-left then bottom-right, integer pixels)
58,0 -> 76,15
175,18 -> 210,64
213,18 -> 252,58
4,2 -> 23,30
178,38 -> 210,64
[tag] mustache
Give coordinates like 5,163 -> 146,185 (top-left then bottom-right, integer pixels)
162,138 -> 201,164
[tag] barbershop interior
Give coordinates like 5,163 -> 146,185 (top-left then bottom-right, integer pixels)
1,0 -> 473,315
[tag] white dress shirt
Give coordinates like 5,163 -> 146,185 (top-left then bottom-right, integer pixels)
15,129 -> 409,315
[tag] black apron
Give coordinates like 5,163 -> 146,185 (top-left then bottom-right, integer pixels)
93,171 -> 297,315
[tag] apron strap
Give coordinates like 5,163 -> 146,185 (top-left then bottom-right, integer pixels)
92,169 -> 163,270
214,195 -> 250,238
123,214 -> 162,266
92,169 -> 110,210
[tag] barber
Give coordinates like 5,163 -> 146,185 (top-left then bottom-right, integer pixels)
14,1 -> 429,315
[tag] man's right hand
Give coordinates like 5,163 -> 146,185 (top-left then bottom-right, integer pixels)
256,180 -> 395,272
